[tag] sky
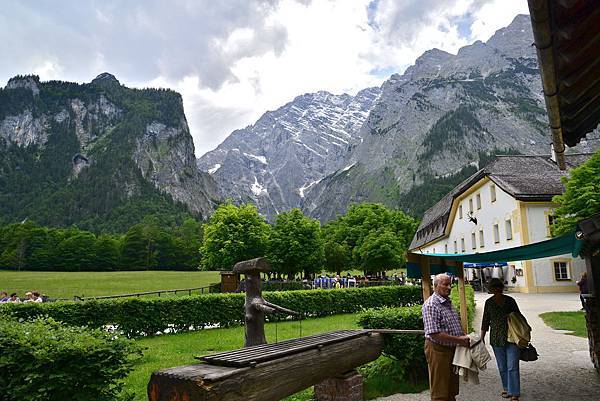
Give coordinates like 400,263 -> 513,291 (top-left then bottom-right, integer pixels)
0,0 -> 530,157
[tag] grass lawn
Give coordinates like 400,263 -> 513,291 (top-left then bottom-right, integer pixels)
539,311 -> 587,337
0,270 -> 220,299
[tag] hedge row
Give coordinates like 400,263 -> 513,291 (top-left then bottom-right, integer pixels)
0,316 -> 141,401
2,286 -> 422,337
357,285 -> 476,383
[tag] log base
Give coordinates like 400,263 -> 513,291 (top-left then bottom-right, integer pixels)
314,370 -> 363,401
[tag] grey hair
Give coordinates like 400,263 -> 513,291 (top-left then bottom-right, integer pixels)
433,274 -> 451,287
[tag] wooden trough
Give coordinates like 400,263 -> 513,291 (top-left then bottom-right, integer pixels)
148,330 -> 384,401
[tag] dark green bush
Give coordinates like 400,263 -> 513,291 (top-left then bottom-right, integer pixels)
3,286 -> 422,337
262,281 -> 307,291
450,284 -> 476,331
0,316 -> 141,401
358,305 -> 427,383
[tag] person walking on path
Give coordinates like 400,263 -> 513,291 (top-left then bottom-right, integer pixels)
480,278 -> 523,401
422,274 -> 470,401
577,272 -> 588,310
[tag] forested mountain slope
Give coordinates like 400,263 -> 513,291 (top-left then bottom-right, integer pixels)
0,73 -> 219,232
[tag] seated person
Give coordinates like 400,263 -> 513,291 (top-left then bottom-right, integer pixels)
32,291 -> 43,303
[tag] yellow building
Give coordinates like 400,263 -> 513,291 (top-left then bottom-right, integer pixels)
409,154 -> 591,293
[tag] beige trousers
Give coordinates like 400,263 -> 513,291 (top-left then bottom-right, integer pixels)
424,339 -> 459,401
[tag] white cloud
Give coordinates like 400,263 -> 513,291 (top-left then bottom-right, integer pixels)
0,0 -> 530,156
470,0 -> 530,40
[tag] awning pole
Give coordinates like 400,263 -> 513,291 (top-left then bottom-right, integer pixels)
457,262 -> 468,333
421,255 -> 432,301
480,272 -> 484,293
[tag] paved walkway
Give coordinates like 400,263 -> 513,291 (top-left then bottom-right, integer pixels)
376,292 -> 600,400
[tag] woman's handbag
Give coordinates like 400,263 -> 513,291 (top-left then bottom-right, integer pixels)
520,343 -> 538,362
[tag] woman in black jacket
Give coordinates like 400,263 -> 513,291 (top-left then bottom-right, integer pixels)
480,278 -> 522,401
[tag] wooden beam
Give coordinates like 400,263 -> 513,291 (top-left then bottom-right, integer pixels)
406,252 -> 421,264
369,329 -> 425,335
456,261 -> 468,333
148,333 -> 384,401
421,255 -> 432,301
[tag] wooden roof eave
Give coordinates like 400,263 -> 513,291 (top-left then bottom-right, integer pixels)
528,0 -> 567,170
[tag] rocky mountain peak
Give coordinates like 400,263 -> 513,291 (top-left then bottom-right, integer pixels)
198,86 -> 381,220
91,72 -> 121,87
6,75 -> 41,95
486,14 -> 534,59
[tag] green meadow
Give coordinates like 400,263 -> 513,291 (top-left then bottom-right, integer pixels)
0,270 -> 221,299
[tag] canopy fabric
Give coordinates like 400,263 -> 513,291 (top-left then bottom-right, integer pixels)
407,231 -> 582,279
464,262 -> 508,268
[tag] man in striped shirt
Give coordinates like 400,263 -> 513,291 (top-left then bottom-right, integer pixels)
422,274 -> 470,401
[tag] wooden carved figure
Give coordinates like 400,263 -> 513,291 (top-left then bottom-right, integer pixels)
233,257 -> 298,347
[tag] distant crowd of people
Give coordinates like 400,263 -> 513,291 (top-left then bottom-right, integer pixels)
0,291 -> 44,303
312,272 -> 409,289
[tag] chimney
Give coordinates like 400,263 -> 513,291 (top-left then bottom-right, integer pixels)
550,143 -> 556,163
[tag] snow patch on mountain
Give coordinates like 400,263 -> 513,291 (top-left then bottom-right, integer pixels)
208,164 -> 221,174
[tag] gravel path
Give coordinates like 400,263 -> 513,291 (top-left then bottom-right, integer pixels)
376,292 -> 600,401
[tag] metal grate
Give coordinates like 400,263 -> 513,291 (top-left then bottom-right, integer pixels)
198,330 -> 370,367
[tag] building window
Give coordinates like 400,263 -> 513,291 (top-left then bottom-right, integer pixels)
479,229 -> 485,248
454,240 -> 458,254
476,194 -> 482,210
505,219 -> 513,240
459,205 -> 463,219
461,238 -> 466,252
469,198 -> 474,213
490,185 -> 496,202
444,244 -> 448,254
493,224 -> 500,243
471,232 -> 477,249
553,261 -> 571,281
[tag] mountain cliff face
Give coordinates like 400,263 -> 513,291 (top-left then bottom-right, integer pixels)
0,73 -> 219,232
302,14 -> 597,221
197,88 -> 380,220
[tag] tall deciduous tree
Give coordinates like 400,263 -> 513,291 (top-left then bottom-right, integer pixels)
57,232 -> 97,271
267,208 -> 325,279
552,150 -> 600,236
94,235 -> 120,271
324,240 -> 349,275
357,229 -> 404,274
120,224 -> 149,270
323,203 -> 418,271
201,204 -> 270,271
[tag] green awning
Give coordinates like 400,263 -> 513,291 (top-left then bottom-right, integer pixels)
407,231 -> 582,278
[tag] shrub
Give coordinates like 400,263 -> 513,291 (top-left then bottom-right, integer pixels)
2,286 -> 422,337
450,284 -> 476,331
0,316 -> 141,401
262,281 -> 307,291
358,305 -> 427,383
